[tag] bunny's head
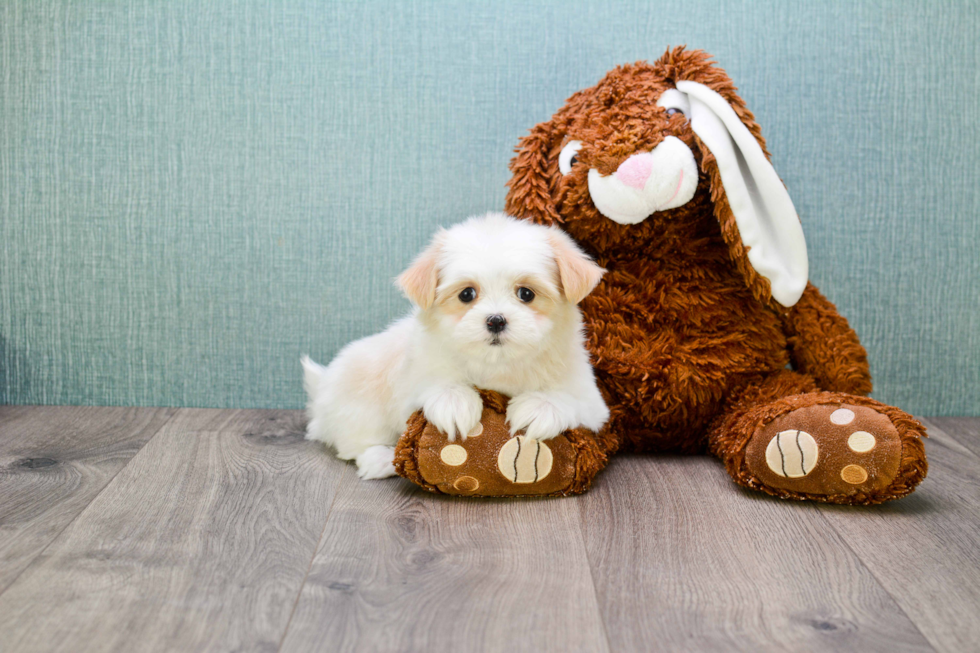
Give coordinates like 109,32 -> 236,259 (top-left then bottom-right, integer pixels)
505,47 -> 808,307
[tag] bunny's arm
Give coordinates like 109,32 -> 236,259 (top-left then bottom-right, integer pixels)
779,282 -> 872,396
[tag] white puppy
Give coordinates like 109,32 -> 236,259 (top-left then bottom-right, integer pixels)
302,212 -> 609,480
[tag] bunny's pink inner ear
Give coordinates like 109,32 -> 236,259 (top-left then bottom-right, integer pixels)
396,240 -> 441,309
505,121 -> 563,226
548,230 -> 605,304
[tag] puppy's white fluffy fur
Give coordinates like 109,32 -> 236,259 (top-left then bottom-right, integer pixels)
303,212 -> 609,480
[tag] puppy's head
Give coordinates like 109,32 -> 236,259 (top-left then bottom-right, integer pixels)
397,212 -> 604,359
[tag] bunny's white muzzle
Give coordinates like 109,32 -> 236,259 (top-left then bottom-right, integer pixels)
586,136 -> 699,225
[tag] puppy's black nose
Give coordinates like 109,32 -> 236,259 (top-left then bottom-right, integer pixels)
486,314 -> 507,334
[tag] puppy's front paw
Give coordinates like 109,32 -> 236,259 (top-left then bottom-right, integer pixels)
355,445 -> 397,480
506,392 -> 574,441
422,385 -> 483,442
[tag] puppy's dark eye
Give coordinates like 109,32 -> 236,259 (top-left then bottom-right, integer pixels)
665,107 -> 682,117
517,287 -> 535,303
458,287 -> 477,303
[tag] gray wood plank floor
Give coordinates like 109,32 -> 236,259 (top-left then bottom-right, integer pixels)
1,407 -> 977,652
0,405 -> 176,593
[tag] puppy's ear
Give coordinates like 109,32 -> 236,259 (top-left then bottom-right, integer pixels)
548,229 -> 605,304
505,120 -> 564,226
396,235 -> 442,309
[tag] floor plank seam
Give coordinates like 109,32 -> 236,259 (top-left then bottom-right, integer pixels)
808,503 -> 938,652
0,407 -> 182,598
921,419 -> 980,462
275,464 -> 351,653
575,497 -> 614,653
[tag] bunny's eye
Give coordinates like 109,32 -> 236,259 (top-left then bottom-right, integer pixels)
656,88 -> 690,119
559,140 -> 583,175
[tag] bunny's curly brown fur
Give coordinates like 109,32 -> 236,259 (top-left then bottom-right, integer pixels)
504,47 -> 926,504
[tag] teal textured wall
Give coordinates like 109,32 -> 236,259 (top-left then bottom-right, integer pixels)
1,0 -> 978,414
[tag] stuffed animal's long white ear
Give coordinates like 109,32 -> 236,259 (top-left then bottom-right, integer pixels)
675,80 -> 808,307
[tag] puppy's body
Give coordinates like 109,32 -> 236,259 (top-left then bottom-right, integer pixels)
303,212 -> 609,479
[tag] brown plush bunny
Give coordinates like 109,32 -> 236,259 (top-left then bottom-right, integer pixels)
500,47 -> 927,504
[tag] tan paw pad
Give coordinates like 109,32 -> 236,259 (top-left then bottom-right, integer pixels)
440,444 -> 467,466
847,431 -> 876,453
498,436 -> 553,484
830,408 -> 855,425
841,464 -> 868,485
453,476 -> 480,492
765,430 -> 819,478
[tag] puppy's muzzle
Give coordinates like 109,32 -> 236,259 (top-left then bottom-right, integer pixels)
486,314 -> 507,334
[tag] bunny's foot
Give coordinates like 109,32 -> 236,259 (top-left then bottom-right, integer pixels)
394,389 -> 611,497
711,382 -> 928,505
745,402 -> 906,500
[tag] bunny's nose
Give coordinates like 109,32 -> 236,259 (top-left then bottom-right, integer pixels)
615,152 -> 654,189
